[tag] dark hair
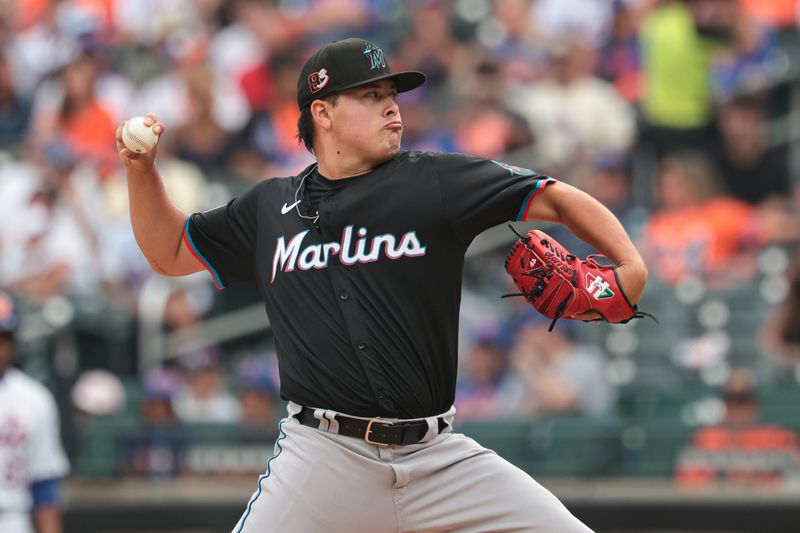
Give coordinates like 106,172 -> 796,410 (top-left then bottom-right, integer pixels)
296,94 -> 339,154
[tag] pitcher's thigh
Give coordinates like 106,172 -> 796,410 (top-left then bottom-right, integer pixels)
400,441 -> 593,533
232,423 -> 397,533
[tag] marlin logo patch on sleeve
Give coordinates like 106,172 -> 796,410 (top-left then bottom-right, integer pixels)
491,160 -> 535,176
586,273 -> 614,300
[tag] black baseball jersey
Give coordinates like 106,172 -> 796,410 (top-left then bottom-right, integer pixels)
185,151 -> 554,418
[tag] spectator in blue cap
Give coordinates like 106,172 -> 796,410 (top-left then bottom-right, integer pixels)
141,366 -> 182,425
455,322 -> 525,421
121,366 -> 186,478
172,347 -> 242,424
235,355 -> 280,434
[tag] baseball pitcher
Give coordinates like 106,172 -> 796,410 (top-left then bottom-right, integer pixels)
117,38 -> 648,533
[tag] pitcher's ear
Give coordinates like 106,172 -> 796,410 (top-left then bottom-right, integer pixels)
310,100 -> 333,132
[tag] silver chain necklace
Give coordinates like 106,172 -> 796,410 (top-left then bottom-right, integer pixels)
293,163 -> 319,225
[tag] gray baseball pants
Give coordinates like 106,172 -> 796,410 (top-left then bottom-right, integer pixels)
232,402 -> 593,533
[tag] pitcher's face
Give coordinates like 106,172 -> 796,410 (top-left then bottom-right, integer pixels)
330,80 -> 403,164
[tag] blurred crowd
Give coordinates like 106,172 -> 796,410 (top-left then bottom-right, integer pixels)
1,0 -> 800,478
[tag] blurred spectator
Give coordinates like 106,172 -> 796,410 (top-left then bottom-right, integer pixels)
547,152 -> 650,258
597,0 -> 643,102
489,0 -> 549,85
395,1 -> 458,92
172,348 -> 242,424
586,152 -> 650,238
530,0 -> 618,48
454,322 -> 524,421
29,52 -> 118,174
675,368 -> 800,488
121,366 -> 186,477
0,51 -> 32,151
638,0 -> 719,156
710,1 -> 781,101
235,355 -> 280,433
5,1 -> 79,96
237,50 -> 312,173
284,0 -> 371,42
46,1 -> 133,122
740,0 -> 800,30
713,93 -> 791,205
761,254 -> 800,363
208,1 -> 267,93
639,150 -> 761,286
162,283 -> 214,331
0,142 -> 104,301
113,0 -> 203,46
453,60 -> 534,159
0,291 -> 70,533
130,31 -> 249,170
170,55 -> 238,170
507,38 -> 635,173
508,313 -> 616,418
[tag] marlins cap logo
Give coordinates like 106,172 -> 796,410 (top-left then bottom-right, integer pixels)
308,68 -> 330,93
363,43 -> 386,70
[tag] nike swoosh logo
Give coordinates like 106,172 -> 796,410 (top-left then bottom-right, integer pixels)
281,201 -> 301,215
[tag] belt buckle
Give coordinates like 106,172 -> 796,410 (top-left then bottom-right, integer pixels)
365,417 -> 393,446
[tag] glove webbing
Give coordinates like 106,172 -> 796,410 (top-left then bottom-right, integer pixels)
502,226 -> 576,332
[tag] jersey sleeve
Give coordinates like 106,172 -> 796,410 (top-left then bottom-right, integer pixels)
183,183 -> 261,288
433,153 -> 555,244
27,392 -> 69,482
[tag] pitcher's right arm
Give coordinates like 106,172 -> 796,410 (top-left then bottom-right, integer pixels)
117,112 -> 203,276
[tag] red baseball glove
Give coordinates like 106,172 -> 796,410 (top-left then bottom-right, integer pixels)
504,226 -> 654,331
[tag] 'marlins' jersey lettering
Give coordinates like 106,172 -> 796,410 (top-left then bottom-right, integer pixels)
271,225 -> 427,283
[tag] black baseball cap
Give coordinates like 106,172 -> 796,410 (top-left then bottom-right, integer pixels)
297,38 -> 425,110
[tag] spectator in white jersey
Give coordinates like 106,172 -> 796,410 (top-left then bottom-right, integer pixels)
0,291 -> 69,533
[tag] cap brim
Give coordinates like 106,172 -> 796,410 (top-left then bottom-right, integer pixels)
336,70 -> 426,94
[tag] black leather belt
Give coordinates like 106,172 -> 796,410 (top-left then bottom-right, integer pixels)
295,407 -> 448,446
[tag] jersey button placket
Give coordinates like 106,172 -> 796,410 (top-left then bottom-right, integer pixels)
326,267 -> 391,410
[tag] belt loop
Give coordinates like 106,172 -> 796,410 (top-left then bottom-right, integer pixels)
442,405 -> 456,431
323,410 -> 339,434
287,402 -> 303,418
420,416 -> 439,442
313,408 -> 330,431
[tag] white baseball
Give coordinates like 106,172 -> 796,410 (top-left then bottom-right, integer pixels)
122,116 -> 160,153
